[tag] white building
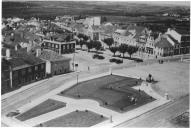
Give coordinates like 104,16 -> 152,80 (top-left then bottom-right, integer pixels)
83,17 -> 101,27
113,29 -> 136,46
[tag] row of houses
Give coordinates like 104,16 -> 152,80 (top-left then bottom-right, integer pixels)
59,15 -> 189,57
112,25 -> 190,57
1,47 -> 71,94
2,17 -> 74,94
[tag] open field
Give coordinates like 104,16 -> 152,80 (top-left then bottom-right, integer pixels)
2,1 -> 189,19
16,99 -> 66,121
59,75 -> 154,112
35,110 -> 107,127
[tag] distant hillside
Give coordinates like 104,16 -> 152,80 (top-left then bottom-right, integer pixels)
2,1 -> 190,19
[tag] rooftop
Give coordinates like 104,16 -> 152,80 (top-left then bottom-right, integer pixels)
127,25 -> 146,34
155,37 -> 173,48
114,29 -> 132,36
2,48 -> 44,70
175,28 -> 190,35
39,49 -> 71,62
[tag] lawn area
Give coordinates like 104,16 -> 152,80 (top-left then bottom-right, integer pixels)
16,99 -> 66,121
59,75 -> 154,112
35,110 -> 107,127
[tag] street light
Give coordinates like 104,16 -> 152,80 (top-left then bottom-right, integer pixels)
76,71 -> 80,97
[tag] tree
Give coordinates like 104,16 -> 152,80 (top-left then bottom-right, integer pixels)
126,46 -> 139,58
110,47 -> 118,56
83,35 -> 89,41
103,38 -> 114,48
65,35 -> 71,42
86,41 -> 93,52
94,41 -> 102,54
118,44 -> 128,57
79,39 -> 85,49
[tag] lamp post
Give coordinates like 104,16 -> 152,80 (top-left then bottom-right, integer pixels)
76,71 -> 80,97
73,49 -> 75,71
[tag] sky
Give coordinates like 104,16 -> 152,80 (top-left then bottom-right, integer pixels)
2,0 -> 190,7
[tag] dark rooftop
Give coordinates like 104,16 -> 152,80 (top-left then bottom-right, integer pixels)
39,49 -> 70,62
2,48 -> 45,70
155,37 -> 173,48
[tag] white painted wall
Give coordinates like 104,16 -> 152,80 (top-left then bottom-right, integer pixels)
46,61 -> 51,74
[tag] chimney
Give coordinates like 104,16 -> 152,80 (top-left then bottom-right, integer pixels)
6,49 -> 11,59
36,48 -> 41,57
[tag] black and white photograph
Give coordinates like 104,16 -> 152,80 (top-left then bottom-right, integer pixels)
1,0 -> 190,127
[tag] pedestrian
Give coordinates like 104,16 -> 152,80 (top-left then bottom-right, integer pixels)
88,66 -> 90,71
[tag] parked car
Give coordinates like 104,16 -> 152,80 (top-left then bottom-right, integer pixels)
109,58 -> 123,64
93,54 -> 105,59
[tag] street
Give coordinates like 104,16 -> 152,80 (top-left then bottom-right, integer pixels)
115,95 -> 189,128
1,54 -> 189,127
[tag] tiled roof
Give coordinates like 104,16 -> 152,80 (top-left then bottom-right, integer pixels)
155,37 -> 173,48
167,34 -> 179,44
175,28 -> 189,35
2,48 -> 45,69
114,29 -> 132,36
39,49 -> 70,62
100,25 -> 118,35
127,25 -> 146,34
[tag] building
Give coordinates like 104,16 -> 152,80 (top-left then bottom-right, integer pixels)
166,28 -> 190,54
154,36 -> 174,57
113,25 -> 149,47
83,17 -> 101,27
100,23 -> 118,40
113,29 -> 136,46
42,39 -> 76,54
1,48 -> 46,94
38,49 -> 71,76
42,32 -> 76,54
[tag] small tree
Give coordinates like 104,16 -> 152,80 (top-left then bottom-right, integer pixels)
119,44 -> 128,58
83,35 -> 89,41
94,41 -> 102,54
127,46 -> 139,58
103,38 -> 114,48
86,40 -> 93,52
110,47 -> 118,56
79,40 -> 85,49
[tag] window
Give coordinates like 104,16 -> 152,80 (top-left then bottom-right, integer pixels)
56,44 -> 58,48
41,64 -> 44,69
28,68 -> 32,73
35,66 -> 38,71
21,69 -> 26,75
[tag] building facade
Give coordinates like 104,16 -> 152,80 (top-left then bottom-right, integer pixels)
1,48 -> 46,94
42,39 -> 76,54
166,28 -> 190,54
38,49 -> 71,76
